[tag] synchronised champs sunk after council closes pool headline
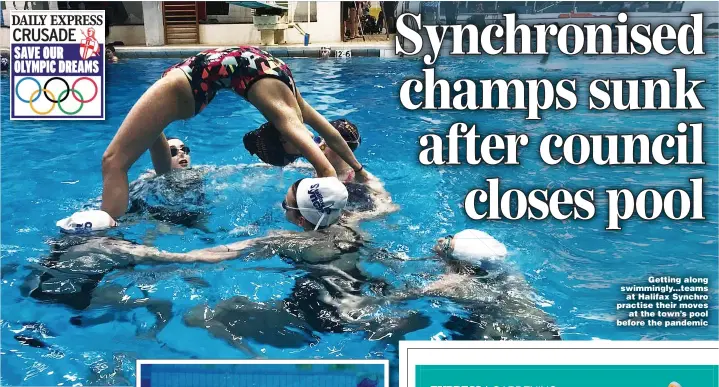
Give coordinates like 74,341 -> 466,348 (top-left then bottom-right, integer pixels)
11,14 -> 104,74
393,12 -> 709,231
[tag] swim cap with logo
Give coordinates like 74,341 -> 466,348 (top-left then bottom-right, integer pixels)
295,177 -> 348,229
56,210 -> 117,234
450,229 -> 507,265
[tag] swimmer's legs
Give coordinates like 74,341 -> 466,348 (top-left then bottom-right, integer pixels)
365,310 -> 431,345
184,302 -> 268,358
69,286 -> 173,338
247,78 -> 336,178
101,69 -> 194,219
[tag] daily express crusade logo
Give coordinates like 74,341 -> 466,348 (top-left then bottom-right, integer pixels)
10,10 -> 105,120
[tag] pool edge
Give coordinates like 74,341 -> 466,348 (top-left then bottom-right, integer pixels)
112,45 -> 396,59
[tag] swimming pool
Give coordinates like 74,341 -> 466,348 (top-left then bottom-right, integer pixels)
1,42 -> 718,386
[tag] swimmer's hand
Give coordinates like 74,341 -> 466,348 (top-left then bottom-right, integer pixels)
353,167 -> 370,183
56,210 -> 117,234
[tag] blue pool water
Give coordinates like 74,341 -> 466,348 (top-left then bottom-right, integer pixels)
2,42 -> 718,386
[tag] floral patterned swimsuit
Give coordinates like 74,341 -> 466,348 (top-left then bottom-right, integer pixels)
162,46 -> 296,115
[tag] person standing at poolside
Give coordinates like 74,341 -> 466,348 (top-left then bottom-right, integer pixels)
65,47 -> 367,230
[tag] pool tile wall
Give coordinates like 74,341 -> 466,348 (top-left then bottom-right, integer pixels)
115,46 -> 394,59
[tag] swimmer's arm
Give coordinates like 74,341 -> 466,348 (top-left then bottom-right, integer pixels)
133,240 -> 262,264
217,232 -> 339,263
138,170 -> 156,180
276,115 -> 337,178
345,173 -> 400,224
149,133 -> 172,176
94,239 -> 239,264
363,171 -> 398,211
296,94 -> 365,175
105,232 -> 306,264
296,241 -> 343,263
171,232 -> 304,263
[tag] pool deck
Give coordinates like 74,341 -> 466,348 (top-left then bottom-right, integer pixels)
114,40 -> 397,59
0,39 -> 399,59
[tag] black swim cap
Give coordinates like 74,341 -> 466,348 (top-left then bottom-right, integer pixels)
243,123 -> 299,166
330,119 -> 361,151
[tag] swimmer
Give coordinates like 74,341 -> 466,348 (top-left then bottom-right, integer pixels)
246,118 -> 362,182
43,197 -> 407,355
424,229 -> 561,340
127,137 -> 208,229
165,137 -> 192,169
52,172 -> 397,267
357,229 -> 560,340
93,46 -> 368,227
252,118 -> 399,222
1,56 -> 9,72
106,44 -> 119,63
282,174 -> 397,231
158,174 -> 392,264
266,118 -> 396,221
20,234 -> 172,336
176,197 -> 420,354
137,136 -> 193,179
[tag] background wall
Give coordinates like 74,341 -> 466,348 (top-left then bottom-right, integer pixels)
196,2 -> 340,45
1,1 -> 341,48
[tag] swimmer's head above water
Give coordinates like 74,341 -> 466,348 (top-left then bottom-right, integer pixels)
243,119 -> 361,166
56,209 -> 117,234
282,177 -> 349,231
243,122 -> 301,166
434,229 -> 508,267
318,119 -> 362,154
105,45 -> 118,63
167,137 -> 191,169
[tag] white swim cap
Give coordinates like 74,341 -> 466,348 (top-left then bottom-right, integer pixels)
450,229 -> 507,265
295,177 -> 348,230
56,210 -> 117,234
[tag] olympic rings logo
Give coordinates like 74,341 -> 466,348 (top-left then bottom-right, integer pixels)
15,76 -> 98,115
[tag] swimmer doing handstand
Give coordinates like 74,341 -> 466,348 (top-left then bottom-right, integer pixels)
60,47 -> 368,230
